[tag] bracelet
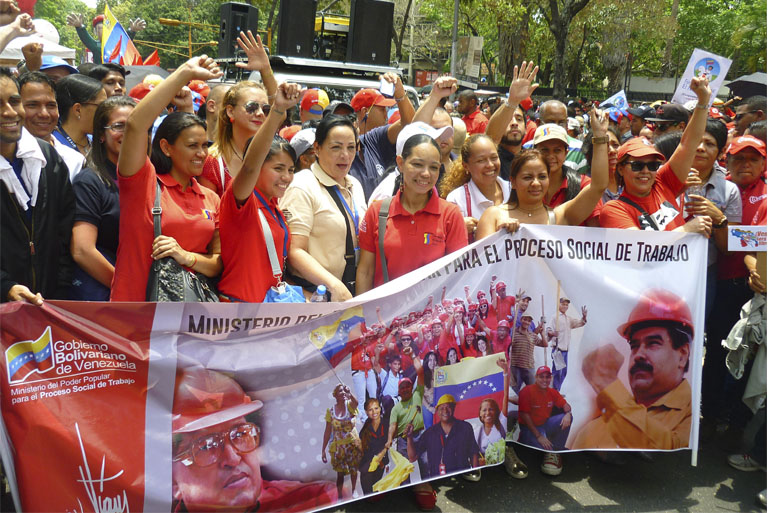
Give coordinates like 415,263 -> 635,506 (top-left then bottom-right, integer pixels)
592,135 -> 609,144
188,253 -> 197,268
395,94 -> 407,102
503,101 -> 517,110
272,108 -> 286,116
695,103 -> 708,110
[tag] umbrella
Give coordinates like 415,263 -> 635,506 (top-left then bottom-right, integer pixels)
124,65 -> 170,91
726,72 -> 767,99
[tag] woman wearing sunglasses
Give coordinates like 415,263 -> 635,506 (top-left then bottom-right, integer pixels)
599,76 -> 713,234
199,30 -> 277,196
69,96 -> 136,300
110,55 -> 223,301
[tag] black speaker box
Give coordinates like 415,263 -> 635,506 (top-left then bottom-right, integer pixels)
277,0 -> 318,58
346,0 -> 393,65
219,3 -> 259,59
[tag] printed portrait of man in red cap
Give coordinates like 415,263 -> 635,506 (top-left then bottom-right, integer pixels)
571,289 -> 693,450
172,367 -> 337,512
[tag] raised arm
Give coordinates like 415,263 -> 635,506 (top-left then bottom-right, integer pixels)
486,61 -> 538,145
412,76 -> 457,125
386,73 -> 416,144
232,82 -> 301,202
118,56 -> 221,178
0,13 -> 33,54
235,31 -> 277,100
557,108 -> 609,226
668,77 -> 712,183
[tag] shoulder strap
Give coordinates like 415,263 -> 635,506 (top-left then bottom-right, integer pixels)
258,209 -> 282,280
546,206 -> 556,225
323,184 -> 356,294
618,196 -> 660,230
463,183 -> 472,218
152,180 -> 162,238
378,196 -> 394,284
217,156 -> 226,193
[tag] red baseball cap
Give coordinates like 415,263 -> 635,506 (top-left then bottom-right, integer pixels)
727,135 -> 766,157
129,82 -> 154,101
279,125 -> 301,141
300,88 -> 329,115
188,80 -> 210,99
617,136 -> 666,162
92,15 -> 105,27
536,366 -> 552,376
350,88 -> 396,112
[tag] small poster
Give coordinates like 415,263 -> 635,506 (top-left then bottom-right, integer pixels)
728,225 -> 767,252
671,49 -> 732,107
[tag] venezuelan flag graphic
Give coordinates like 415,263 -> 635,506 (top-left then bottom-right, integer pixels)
202,209 -> 213,220
432,355 -> 504,422
101,4 -> 143,65
6,326 -> 55,384
309,306 -> 365,367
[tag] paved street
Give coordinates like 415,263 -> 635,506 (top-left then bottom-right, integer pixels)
326,432 -> 766,513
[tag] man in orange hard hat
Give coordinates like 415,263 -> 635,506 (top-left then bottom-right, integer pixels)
172,367 -> 336,512
571,289 -> 693,450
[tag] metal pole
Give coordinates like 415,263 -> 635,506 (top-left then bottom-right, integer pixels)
450,0 -> 458,77
408,7 -> 414,84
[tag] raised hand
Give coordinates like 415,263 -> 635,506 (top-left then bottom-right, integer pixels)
689,76 -> 712,104
581,344 -> 624,394
66,13 -> 85,28
181,54 -> 222,81
0,0 -> 20,26
508,61 -> 539,105
9,13 -> 33,37
381,71 -> 405,99
273,82 -> 302,112
128,18 -> 147,32
589,107 -> 608,136
431,76 -> 458,99
21,41 -> 42,71
235,31 -> 270,72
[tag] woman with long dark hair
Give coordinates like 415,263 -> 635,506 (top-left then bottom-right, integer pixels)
358,397 -> 390,496
111,56 -> 223,301
53,74 -> 107,157
70,95 -> 135,300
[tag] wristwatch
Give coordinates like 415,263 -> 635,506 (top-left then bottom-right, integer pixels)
713,217 -> 728,229
592,135 -> 609,144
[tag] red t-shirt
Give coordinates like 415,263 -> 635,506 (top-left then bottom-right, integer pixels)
495,295 -> 515,321
460,343 -> 478,359
359,190 -> 468,287
599,162 -> 685,231
718,175 -> 767,279
218,187 -> 291,302
112,157 -> 220,301
462,109 -> 489,135
199,154 -> 232,197
547,173 -> 599,224
518,384 -> 567,427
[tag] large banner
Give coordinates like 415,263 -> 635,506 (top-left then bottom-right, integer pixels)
0,226 -> 707,512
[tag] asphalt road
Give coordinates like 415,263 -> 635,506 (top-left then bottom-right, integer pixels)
324,432 -> 766,513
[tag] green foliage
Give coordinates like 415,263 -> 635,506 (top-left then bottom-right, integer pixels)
35,0 -> 94,63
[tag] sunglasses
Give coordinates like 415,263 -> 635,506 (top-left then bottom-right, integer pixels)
173,422 -> 260,467
626,160 -> 662,172
104,122 -> 126,132
243,101 -> 270,115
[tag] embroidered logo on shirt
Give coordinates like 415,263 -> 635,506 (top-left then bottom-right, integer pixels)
424,232 -> 445,245
201,209 -> 213,220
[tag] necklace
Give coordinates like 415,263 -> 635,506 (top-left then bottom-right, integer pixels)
230,146 -> 243,162
515,204 -> 544,217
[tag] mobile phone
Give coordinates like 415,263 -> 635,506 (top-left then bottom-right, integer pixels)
379,77 -> 395,97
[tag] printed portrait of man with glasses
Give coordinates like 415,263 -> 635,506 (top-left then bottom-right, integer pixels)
172,367 -> 337,512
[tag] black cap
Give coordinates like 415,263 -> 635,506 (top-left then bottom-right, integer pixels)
322,100 -> 354,118
645,104 -> 690,124
627,105 -> 654,119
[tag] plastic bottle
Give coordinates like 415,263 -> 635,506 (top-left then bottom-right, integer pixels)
310,285 -> 328,302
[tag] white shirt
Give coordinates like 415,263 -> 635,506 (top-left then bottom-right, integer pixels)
446,176 -> 511,219
368,170 -> 400,207
52,138 -> 86,181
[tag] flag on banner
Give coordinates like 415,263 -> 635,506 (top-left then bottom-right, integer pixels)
599,90 -> 628,110
101,4 -> 142,65
143,49 -> 160,66
5,326 -> 54,384
309,306 -> 365,366
432,355 -> 504,422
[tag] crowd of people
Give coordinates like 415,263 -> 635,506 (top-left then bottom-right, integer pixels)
0,4 -> 765,511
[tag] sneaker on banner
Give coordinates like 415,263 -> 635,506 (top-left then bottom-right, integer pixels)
504,444 -> 529,479
541,452 -> 563,476
461,469 -> 481,482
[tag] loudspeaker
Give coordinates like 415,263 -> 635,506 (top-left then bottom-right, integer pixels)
219,3 -> 259,59
346,0 -> 393,65
277,0 -> 317,58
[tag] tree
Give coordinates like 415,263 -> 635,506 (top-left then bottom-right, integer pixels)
542,0 -> 591,99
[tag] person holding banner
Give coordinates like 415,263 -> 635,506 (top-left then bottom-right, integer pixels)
476,107 -> 610,238
599,76 -> 714,235
110,55 -> 223,301
572,289 -> 693,450
172,367 -> 337,512
356,132 -> 468,294
216,82 -> 302,303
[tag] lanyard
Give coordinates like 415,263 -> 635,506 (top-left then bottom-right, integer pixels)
332,185 -> 359,238
253,189 -> 288,260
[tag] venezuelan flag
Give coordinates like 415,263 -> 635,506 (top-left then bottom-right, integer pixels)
432,354 -> 504,423
309,306 -> 365,367
101,4 -> 143,65
6,326 -> 55,384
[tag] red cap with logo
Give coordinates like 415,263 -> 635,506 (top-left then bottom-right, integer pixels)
536,366 -> 552,376
727,135 -> 766,157
617,136 -> 666,162
350,88 -> 396,112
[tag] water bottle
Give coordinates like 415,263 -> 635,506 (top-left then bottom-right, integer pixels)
310,285 -> 328,302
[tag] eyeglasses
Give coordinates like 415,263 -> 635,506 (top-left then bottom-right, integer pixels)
243,101 -> 270,115
735,110 -> 758,122
104,122 -> 126,132
173,423 -> 260,467
626,160 -> 662,172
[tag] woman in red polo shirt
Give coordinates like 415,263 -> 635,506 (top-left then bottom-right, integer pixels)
217,83 -> 302,302
356,134 -> 468,293
111,56 -> 223,301
599,76 -> 714,233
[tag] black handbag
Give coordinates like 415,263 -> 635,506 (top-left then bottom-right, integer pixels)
145,181 -> 220,302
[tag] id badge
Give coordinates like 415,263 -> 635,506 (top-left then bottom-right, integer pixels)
438,463 -> 446,475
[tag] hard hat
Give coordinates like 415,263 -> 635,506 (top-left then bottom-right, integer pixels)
617,289 -> 694,339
